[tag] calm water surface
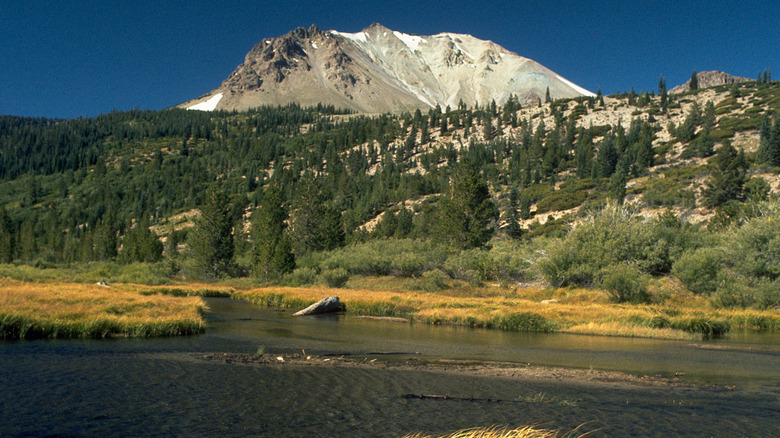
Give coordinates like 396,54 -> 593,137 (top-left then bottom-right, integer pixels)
1,298 -> 779,437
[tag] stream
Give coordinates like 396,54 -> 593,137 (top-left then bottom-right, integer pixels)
1,297 -> 779,437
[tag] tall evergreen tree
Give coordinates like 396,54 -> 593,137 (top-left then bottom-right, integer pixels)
505,187 -> 524,239
0,208 -> 15,263
288,175 -> 345,256
188,188 -> 235,278
597,134 -> 618,178
689,70 -> 699,91
757,114 -> 780,166
119,217 -> 163,263
703,140 -> 747,208
252,180 -> 295,281
659,75 -> 668,113
435,160 -> 498,249
608,166 -> 628,204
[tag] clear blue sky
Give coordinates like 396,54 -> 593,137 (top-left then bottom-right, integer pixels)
2,0 -> 778,118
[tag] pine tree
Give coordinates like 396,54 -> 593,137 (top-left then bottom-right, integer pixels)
395,205 -> 414,238
597,134 -> 618,178
119,217 -> 163,263
659,75 -> 668,113
758,115 -> 780,166
435,160 -> 498,250
703,140 -> 747,208
689,70 -> 699,91
252,180 -> 295,280
188,188 -> 235,278
505,187 -> 524,239
0,208 -> 15,263
288,175 -> 345,256
608,166 -> 627,204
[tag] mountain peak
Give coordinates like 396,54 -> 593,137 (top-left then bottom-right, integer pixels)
182,24 -> 594,113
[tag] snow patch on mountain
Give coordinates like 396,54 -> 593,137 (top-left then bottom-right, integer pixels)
331,30 -> 367,44
188,93 -> 223,111
556,75 -> 595,97
393,31 -> 427,51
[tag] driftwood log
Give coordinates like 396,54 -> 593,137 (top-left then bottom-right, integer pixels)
293,296 -> 341,316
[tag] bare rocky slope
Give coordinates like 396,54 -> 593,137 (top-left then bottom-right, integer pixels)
181,24 -> 594,113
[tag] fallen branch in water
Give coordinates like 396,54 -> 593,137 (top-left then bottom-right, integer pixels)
403,394 -> 509,403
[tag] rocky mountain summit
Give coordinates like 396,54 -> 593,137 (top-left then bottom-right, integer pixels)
182,24 -> 594,113
670,70 -> 750,94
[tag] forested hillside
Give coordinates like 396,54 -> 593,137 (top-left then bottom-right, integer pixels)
1,78 -> 779,310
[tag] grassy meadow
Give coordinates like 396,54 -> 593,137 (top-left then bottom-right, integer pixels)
233,276 -> 780,341
0,278 -> 211,339
1,259 -> 779,341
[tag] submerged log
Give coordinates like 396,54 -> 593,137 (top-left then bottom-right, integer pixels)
293,296 -> 341,316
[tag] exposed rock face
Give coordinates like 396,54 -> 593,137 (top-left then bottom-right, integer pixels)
670,71 -> 750,94
293,296 -> 341,316
182,23 -> 594,113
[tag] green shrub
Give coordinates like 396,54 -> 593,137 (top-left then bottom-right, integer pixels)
535,189 -> 588,214
711,272 -> 780,309
391,252 -> 427,277
727,214 -> 780,280
493,312 -> 557,332
282,267 -> 318,286
316,239 -> 446,276
409,269 -> 450,292
537,204 -> 695,287
672,247 -> 724,294
444,248 -> 489,281
320,268 -> 349,288
599,264 -> 650,303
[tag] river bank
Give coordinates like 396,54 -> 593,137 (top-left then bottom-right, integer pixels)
232,281 -> 780,341
200,352 -> 695,389
3,276 -> 780,341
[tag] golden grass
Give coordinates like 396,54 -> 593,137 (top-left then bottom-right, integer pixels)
0,278 -> 206,339
233,278 -> 780,340
403,425 -> 587,438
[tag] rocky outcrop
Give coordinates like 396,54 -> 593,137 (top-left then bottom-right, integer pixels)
670,71 -> 750,94
293,296 -> 341,316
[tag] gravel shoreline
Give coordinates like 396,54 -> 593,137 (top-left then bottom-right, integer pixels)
200,352 -> 696,389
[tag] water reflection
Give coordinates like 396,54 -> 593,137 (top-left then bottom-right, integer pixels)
202,298 -> 780,385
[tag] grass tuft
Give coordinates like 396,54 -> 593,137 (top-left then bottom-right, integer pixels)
403,424 -> 589,438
